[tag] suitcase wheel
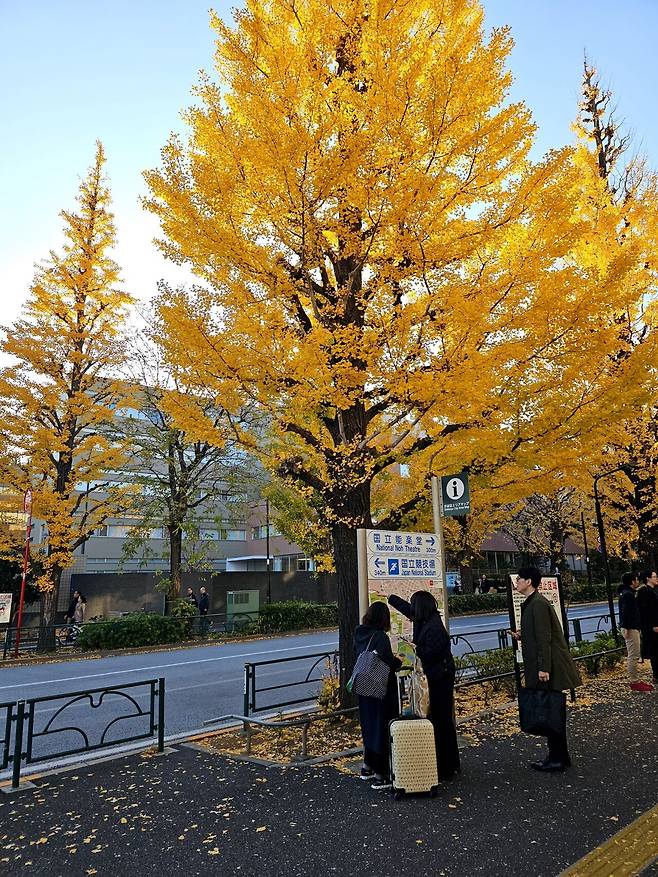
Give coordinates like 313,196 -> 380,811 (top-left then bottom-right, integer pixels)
393,790 -> 404,800
430,787 -> 438,798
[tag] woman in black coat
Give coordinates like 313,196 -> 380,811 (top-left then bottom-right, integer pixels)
388,590 -> 460,780
354,601 -> 402,788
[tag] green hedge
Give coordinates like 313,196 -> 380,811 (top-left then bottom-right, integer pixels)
76,613 -> 188,650
256,601 -> 339,633
564,582 -> 609,603
448,593 -> 508,615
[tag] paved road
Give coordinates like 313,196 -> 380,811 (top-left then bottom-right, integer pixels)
0,602 -> 613,765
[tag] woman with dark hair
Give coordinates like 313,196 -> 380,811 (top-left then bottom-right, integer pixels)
388,590 -> 460,780
354,600 -> 402,789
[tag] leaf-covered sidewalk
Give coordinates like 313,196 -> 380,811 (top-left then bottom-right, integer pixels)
1,674 -> 656,877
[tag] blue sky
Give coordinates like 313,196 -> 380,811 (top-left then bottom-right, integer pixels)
1,1 -> 657,327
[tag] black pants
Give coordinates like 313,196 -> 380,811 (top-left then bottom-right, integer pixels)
545,692 -> 570,765
428,674 -> 461,780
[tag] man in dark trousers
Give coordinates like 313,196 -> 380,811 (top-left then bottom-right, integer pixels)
511,566 -> 581,772
637,570 -> 658,683
198,586 -> 210,636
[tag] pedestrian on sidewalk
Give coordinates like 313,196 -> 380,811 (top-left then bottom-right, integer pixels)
65,590 -> 80,625
186,587 -> 198,608
198,586 -> 210,636
618,572 -> 653,692
73,594 -> 86,625
511,567 -> 581,772
353,601 -> 402,790
637,571 -> 658,684
388,590 -> 461,780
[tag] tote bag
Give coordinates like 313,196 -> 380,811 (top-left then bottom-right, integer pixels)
347,636 -> 390,699
409,656 -> 431,717
518,687 -> 565,736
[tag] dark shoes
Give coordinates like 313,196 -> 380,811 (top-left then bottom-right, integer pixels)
359,766 -> 375,781
530,758 -> 569,773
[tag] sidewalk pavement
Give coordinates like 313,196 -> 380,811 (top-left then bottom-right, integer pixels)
1,676 -> 657,877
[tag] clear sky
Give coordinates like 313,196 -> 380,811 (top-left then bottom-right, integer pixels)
1,1 -> 657,328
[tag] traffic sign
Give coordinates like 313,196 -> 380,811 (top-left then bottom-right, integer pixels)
441,473 -> 470,516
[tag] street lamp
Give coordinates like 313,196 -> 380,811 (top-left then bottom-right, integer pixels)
265,498 -> 271,604
593,466 -> 629,641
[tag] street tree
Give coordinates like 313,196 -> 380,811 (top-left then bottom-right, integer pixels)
144,0 -> 654,692
119,330 -> 255,599
578,59 -> 658,568
0,143 -> 133,646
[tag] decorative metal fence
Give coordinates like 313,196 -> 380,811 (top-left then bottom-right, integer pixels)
2,678 -> 165,790
243,650 -> 339,716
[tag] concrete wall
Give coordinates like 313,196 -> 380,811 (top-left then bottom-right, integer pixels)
70,570 -> 338,619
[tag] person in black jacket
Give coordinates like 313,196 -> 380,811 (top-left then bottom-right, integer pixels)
198,586 -> 210,636
388,590 -> 460,780
638,570 -> 658,682
618,572 -> 653,692
354,601 -> 402,790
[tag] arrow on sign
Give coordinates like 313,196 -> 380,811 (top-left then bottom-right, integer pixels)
426,536 -> 435,547
374,557 -> 385,570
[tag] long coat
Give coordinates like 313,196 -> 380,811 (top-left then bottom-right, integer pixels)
520,591 -> 581,691
388,595 -> 460,779
637,585 -> 658,660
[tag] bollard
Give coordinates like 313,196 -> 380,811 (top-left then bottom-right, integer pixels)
11,701 -> 25,790
158,677 -> 165,752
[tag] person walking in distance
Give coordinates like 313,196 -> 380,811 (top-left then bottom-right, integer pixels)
198,586 -> 210,636
621,571 -> 654,691
511,567 -> 581,772
186,587 -> 198,609
637,570 -> 658,683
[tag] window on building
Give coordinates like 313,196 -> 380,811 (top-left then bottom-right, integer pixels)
225,529 -> 246,541
200,528 -> 219,541
92,525 -> 108,537
296,557 -> 315,572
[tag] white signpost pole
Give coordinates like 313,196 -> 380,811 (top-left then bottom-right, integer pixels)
357,528 -> 369,622
431,476 -> 450,633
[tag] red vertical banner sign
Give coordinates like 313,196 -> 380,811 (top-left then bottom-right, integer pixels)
14,488 -> 33,657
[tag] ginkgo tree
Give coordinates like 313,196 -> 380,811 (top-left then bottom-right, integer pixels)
144,0 -> 654,689
0,143 -> 133,647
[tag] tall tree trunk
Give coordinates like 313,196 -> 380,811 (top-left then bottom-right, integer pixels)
332,520 -> 360,708
38,570 -> 61,651
330,479 -> 373,708
169,526 -> 183,602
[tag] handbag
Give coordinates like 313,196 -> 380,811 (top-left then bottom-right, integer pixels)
409,657 -> 431,717
518,687 -> 565,736
347,635 -> 390,699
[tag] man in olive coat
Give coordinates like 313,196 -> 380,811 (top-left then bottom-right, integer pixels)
511,566 -> 582,772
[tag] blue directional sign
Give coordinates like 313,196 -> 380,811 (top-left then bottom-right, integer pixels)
387,558 -> 400,576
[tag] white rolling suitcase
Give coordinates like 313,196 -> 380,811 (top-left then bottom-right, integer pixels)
389,673 -> 438,798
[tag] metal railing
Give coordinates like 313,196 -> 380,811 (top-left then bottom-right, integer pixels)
2,677 -> 165,790
243,650 -> 339,716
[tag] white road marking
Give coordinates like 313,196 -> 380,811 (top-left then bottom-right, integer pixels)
0,641 -> 338,691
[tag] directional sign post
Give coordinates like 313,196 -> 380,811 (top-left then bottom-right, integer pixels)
357,528 -> 445,647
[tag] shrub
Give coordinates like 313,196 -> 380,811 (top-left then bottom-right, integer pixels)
564,582 -> 609,603
76,613 -> 186,650
570,632 -> 622,674
257,601 -> 339,633
448,593 -> 508,615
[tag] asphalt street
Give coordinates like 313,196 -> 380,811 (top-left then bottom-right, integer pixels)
0,602 -> 612,766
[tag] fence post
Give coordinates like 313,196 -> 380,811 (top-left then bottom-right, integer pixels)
497,629 -> 509,650
243,664 -> 251,717
573,619 -> 582,643
157,678 -> 165,753
11,701 -> 25,790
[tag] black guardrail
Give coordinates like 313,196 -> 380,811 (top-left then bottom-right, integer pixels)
2,677 -> 165,790
243,650 -> 339,716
